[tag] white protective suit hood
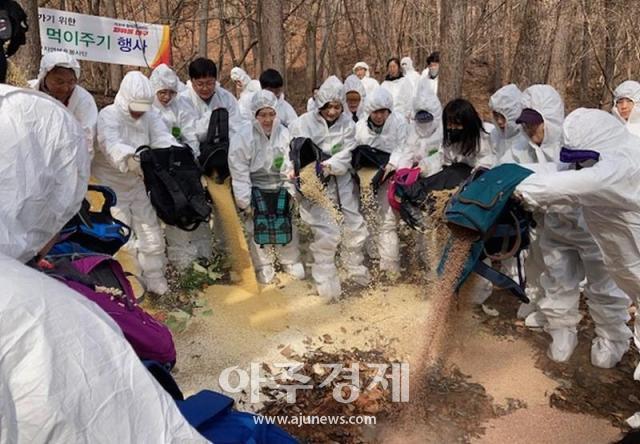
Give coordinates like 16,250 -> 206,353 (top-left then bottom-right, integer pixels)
230,66 -> 252,90
489,84 -> 523,139
344,74 -> 366,119
364,86 -> 393,115
521,84 -> 564,162
612,80 -> 640,136
249,89 -> 280,134
400,57 -> 417,75
115,71 -> 155,114
316,75 -> 345,109
0,86 -> 89,262
353,62 -> 372,77
34,51 -> 81,88
150,63 -> 179,94
412,76 -> 442,138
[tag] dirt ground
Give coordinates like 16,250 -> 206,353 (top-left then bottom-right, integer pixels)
167,267 -> 638,443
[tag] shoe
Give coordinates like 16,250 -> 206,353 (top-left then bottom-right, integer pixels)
146,277 -> 169,296
517,302 -> 537,320
256,265 -> 275,284
524,310 -> 547,328
348,266 -> 371,287
317,279 -> 341,301
547,327 -> 578,362
591,337 -> 629,368
282,263 -> 305,280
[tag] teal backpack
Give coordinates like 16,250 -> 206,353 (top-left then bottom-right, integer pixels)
251,187 -> 293,246
439,164 -> 534,301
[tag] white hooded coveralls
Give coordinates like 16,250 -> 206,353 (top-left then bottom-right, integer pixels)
94,71 -> 177,293
228,90 -> 303,283
0,85 -> 206,443
150,64 -> 213,270
352,61 -> 379,97
519,86 -> 631,366
355,87 -> 409,273
400,56 -> 421,90
344,74 -> 367,122
180,79 -> 242,142
407,76 -> 444,175
30,51 -> 98,158
380,74 -> 414,122
518,109 -> 640,363
612,80 -> 640,137
488,84 -> 529,164
289,76 -> 370,299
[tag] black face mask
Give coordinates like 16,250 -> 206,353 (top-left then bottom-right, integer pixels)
447,128 -> 464,144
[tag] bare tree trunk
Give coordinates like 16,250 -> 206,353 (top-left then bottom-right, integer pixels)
198,0 -> 210,57
547,0 -> 574,97
305,2 -> 320,91
600,0 -> 618,108
343,0 -> 361,61
438,0 -> 467,105
579,1 -> 591,104
257,0 -> 285,75
511,0 -> 559,88
325,0 -> 341,78
12,0 -> 40,79
104,0 -> 122,92
158,0 -> 169,24
492,0 -> 505,90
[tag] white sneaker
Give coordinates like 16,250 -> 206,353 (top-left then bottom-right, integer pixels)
524,310 -> 547,328
146,277 -> 169,296
282,263 -> 305,280
517,302 -> 537,319
348,266 -> 371,287
316,279 -> 341,301
547,328 -> 578,363
256,265 -> 275,284
591,337 -> 629,369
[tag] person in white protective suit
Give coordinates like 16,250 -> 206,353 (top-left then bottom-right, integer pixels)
306,86 -> 320,113
515,86 -> 632,366
487,84 -> 532,284
344,74 -> 367,122
94,71 -> 177,295
180,57 -> 242,141
420,51 -> 439,95
289,76 -> 371,299
29,51 -> 98,156
355,87 -> 409,276
515,109 -> 640,423
0,85 -> 206,443
407,76 -> 443,175
228,90 -> 306,284
488,84 -> 529,164
259,68 -> 298,128
149,64 -> 214,270
380,57 -> 414,121
231,66 -> 261,121
441,98 -> 495,169
611,80 -> 640,137
400,56 -> 421,90
353,61 -> 380,97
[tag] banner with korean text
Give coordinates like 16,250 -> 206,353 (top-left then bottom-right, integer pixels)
38,8 -> 171,68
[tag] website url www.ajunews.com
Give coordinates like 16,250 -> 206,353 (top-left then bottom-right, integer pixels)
253,414 -> 377,428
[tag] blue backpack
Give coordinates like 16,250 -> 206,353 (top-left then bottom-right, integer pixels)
439,164 -> 534,301
50,185 -> 131,256
143,361 -> 297,443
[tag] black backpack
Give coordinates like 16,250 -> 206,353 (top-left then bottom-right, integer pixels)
198,108 -> 230,182
137,145 -> 211,231
0,0 -> 27,55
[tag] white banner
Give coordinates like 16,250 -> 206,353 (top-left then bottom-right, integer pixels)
38,8 -> 171,68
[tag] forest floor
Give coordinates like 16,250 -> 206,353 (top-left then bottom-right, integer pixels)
156,266 -> 638,443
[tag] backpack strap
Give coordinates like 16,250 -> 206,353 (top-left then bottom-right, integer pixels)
473,260 -> 529,303
483,211 -> 522,261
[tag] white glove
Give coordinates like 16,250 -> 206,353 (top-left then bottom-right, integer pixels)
126,156 -> 143,177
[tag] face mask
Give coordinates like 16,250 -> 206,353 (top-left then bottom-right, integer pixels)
429,67 -> 439,78
415,121 -> 437,138
447,128 -> 464,144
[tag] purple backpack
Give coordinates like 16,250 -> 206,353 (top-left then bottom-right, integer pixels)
51,255 -> 176,365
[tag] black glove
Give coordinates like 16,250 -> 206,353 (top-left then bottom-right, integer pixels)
399,201 -> 424,230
